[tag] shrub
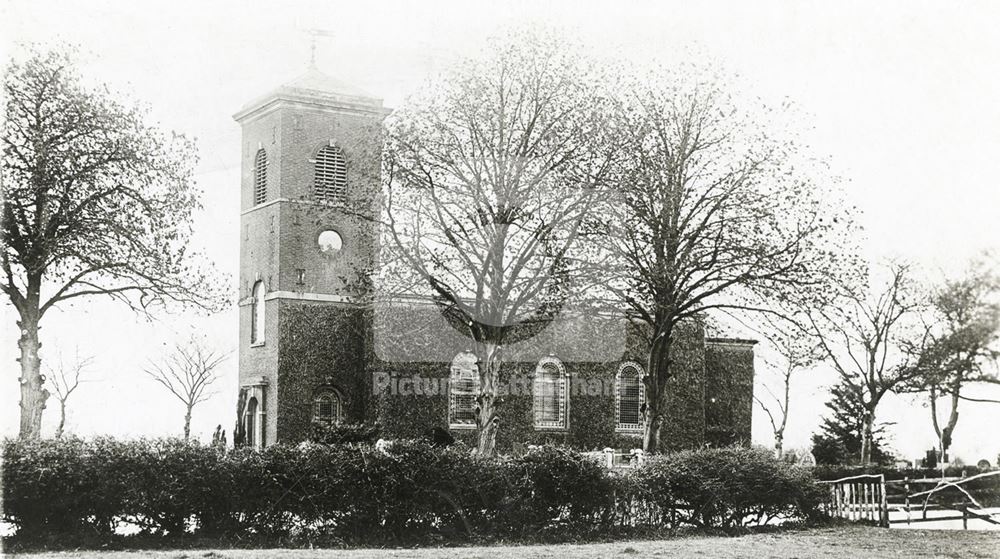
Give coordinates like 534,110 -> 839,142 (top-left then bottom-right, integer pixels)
505,445 -> 617,535
637,446 -> 824,531
309,421 -> 381,445
2,438 -> 828,549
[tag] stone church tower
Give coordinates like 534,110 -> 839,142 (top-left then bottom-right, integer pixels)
233,67 -> 390,448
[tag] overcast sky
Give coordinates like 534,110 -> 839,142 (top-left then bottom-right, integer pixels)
2,0 -> 998,461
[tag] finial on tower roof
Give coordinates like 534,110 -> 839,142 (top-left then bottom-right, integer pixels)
305,28 -> 336,69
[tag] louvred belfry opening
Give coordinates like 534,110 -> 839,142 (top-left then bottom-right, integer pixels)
314,145 -> 348,204
253,149 -> 267,205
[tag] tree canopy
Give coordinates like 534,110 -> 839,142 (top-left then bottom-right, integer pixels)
378,30 -> 620,454
2,47 -> 225,438
596,64 -> 863,452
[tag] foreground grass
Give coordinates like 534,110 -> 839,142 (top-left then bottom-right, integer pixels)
8,526 -> 1000,559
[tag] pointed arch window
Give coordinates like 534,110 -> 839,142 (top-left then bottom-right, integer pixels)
312,388 -> 344,425
449,352 -> 479,429
253,148 -> 268,205
616,362 -> 645,433
314,145 -> 348,204
533,357 -> 568,429
250,280 -> 265,345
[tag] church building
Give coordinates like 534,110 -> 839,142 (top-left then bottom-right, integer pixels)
233,66 -> 757,452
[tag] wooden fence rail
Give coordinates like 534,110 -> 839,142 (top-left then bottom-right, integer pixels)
889,471 -> 1000,528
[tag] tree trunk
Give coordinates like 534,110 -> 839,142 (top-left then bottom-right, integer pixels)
774,434 -> 784,459
183,405 -> 192,440
56,399 -> 66,438
17,305 -> 48,439
475,342 -> 502,457
642,326 -> 673,454
643,407 -> 662,453
941,380 -> 961,457
860,410 -> 874,465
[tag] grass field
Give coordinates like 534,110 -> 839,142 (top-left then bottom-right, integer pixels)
7,526 -> 1000,558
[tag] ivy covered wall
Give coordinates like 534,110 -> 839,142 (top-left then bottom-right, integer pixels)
269,301 -> 752,451
276,302 -> 370,443
703,339 -> 756,447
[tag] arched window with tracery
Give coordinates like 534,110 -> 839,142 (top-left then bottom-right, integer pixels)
314,145 -> 347,204
312,388 -> 343,425
250,280 -> 265,344
533,356 -> 568,429
448,352 -> 479,429
616,362 -> 645,433
253,148 -> 268,205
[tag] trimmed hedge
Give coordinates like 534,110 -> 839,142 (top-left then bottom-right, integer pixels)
638,447 -> 826,529
2,438 -> 822,549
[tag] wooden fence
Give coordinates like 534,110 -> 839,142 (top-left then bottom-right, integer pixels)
819,474 -> 889,527
889,471 -> 1000,528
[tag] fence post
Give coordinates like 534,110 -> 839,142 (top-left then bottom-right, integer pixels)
879,474 -> 889,528
851,483 -> 857,521
836,484 -> 843,519
864,483 -> 871,521
962,506 -> 968,530
904,476 -> 911,525
603,447 -> 614,469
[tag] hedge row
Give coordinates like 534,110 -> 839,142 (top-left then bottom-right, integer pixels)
2,438 -> 824,549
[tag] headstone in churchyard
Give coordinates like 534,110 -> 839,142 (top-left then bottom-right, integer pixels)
798,450 -> 816,468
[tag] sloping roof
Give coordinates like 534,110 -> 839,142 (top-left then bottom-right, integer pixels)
234,66 -> 386,121
281,66 -> 378,99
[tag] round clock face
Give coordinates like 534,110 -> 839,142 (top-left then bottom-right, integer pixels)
318,230 -> 343,254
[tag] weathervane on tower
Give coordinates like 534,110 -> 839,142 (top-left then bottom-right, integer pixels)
305,27 -> 336,69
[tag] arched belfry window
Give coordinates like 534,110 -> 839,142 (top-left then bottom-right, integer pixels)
533,356 -> 568,429
312,388 -> 343,425
449,352 -> 479,429
253,148 -> 268,205
616,362 -> 645,433
314,145 -> 347,204
250,280 -> 265,344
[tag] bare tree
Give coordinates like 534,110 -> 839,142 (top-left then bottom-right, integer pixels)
808,262 -> 923,465
146,338 -> 227,439
45,348 -> 95,438
751,316 -> 824,458
1,47 -> 225,438
600,65 -> 863,452
379,30 -> 619,456
901,257 -> 1000,460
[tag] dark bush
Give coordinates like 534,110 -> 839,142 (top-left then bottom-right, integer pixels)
638,447 -> 824,530
2,438 -> 827,549
308,421 -> 380,445
505,445 -> 617,534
